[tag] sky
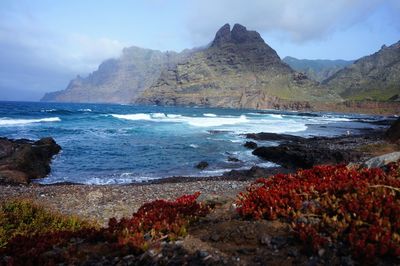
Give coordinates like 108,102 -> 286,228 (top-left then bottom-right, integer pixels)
0,0 -> 399,101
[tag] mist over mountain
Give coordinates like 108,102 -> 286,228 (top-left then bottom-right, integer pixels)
283,57 -> 354,82
41,47 -> 191,103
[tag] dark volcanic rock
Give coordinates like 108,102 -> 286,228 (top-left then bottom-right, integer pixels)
246,132 -> 305,142
195,161 -> 209,170
385,117 -> 400,142
244,141 -> 258,149
251,134 -> 381,169
0,137 -> 61,184
252,145 -> 357,169
223,166 -> 291,180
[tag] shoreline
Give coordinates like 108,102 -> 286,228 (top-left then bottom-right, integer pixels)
1,123 -> 399,226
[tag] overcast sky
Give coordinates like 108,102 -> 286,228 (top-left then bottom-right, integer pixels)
1,0 -> 399,101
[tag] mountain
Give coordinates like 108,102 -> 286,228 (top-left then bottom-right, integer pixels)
323,41 -> 400,101
136,24 -> 338,109
283,56 -> 353,82
41,47 -> 188,103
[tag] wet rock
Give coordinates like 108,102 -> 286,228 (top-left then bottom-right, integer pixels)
223,166 -> 291,180
244,141 -> 257,149
252,135 -> 364,169
246,132 -> 305,142
196,161 -> 209,170
227,156 -> 240,162
0,137 -> 61,184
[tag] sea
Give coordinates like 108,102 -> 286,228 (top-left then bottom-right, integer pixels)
0,101 -> 393,184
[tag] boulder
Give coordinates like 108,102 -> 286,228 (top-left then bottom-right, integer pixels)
385,118 -> 400,142
362,152 -> 400,168
252,140 -> 361,169
195,161 -> 209,170
0,137 -> 61,184
244,141 -> 258,149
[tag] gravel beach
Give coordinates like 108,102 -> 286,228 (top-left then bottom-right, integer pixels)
0,180 -> 249,225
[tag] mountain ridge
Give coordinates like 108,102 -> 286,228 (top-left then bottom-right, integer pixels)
283,56 -> 354,82
135,23 -> 337,110
41,46 -> 191,103
323,41 -> 400,101
41,23 -> 400,114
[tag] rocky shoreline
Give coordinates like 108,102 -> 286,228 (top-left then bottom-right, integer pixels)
1,118 -> 399,265
0,137 -> 61,184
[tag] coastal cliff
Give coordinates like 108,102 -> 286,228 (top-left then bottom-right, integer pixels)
136,24 -> 338,110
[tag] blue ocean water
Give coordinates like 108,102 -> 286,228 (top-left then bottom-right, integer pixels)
0,101 -> 390,184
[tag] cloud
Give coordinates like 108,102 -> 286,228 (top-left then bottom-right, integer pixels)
185,0 -> 399,45
0,7 -> 125,100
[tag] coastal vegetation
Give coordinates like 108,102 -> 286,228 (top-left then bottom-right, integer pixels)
237,163 -> 400,261
1,162 -> 399,264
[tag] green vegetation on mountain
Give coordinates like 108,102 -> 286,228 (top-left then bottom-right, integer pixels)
323,41 -> 400,101
41,24 -> 400,113
136,24 -> 338,110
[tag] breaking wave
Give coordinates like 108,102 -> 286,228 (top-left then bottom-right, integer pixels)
0,117 -> 61,126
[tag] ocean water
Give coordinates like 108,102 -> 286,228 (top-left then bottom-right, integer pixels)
0,101 -> 390,184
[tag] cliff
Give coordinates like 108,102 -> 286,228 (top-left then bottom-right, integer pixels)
41,46 -> 187,103
323,41 -> 400,101
136,24 -> 338,110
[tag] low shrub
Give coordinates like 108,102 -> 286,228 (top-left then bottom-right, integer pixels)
0,199 -> 96,249
236,162 -> 400,260
1,192 -> 208,264
105,192 -> 209,251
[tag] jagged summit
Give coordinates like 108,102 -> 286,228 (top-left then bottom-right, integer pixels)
42,23 -> 337,108
211,23 -> 265,47
136,23 -> 333,109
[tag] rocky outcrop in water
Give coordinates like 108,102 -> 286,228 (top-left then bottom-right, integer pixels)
0,137 -> 61,184
136,23 -> 338,109
251,132 -> 384,169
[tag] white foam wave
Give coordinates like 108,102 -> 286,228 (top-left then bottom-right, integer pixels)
269,114 -> 283,119
79,108 -> 92,112
110,113 -> 307,133
189,144 -> 199,148
203,113 -> 217,117
83,174 -> 159,185
111,113 -> 249,127
0,117 -> 61,126
111,113 -> 152,120
185,115 -> 248,127
166,114 -> 182,118
200,169 -> 231,175
321,116 -> 351,122
151,113 -> 166,118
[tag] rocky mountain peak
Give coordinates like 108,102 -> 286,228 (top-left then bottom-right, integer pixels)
211,23 -> 231,47
211,23 -> 265,47
231,23 -> 263,44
